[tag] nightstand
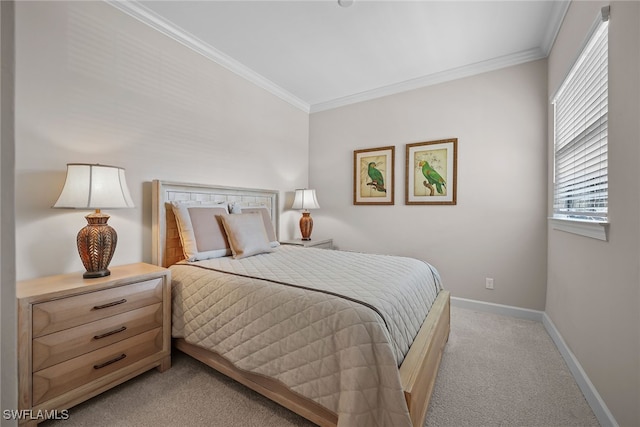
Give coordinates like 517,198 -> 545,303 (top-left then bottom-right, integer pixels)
17,263 -> 171,426
280,238 -> 333,249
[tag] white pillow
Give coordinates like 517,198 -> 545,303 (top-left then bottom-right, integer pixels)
219,213 -> 273,259
229,205 -> 279,248
170,201 -> 231,261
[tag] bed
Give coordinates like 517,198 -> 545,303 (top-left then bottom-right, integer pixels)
151,180 -> 450,427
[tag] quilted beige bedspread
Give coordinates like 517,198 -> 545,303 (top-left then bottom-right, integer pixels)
170,245 -> 442,427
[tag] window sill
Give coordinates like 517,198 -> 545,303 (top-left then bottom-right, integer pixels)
549,217 -> 609,241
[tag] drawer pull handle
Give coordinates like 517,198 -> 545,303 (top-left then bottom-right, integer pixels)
93,353 -> 126,370
93,326 -> 127,340
93,299 -> 127,310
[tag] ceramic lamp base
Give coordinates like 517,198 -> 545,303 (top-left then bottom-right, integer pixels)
77,211 -> 117,279
299,211 -> 313,241
83,269 -> 112,279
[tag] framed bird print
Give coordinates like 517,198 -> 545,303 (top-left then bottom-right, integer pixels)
405,138 -> 457,205
353,146 -> 394,205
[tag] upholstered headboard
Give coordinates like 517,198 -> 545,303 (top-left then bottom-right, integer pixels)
151,180 -> 279,268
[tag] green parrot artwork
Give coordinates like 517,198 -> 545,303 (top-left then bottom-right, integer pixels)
419,160 -> 446,195
367,162 -> 386,193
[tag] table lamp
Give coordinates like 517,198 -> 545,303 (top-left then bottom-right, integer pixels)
53,163 -> 134,278
292,189 -> 320,241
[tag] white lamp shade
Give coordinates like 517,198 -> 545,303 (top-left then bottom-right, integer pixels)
53,163 -> 135,209
292,189 -> 320,210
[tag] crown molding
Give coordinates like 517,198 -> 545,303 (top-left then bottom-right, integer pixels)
540,0 -> 571,56
106,0 -> 311,113
310,47 -> 546,113
107,0 -> 565,115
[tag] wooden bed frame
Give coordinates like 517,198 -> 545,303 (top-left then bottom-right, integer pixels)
151,180 -> 450,427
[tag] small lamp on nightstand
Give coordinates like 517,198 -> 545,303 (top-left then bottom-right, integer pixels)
292,189 -> 320,241
53,163 -> 135,279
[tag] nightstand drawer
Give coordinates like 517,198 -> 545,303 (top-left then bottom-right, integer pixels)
32,303 -> 163,371
32,327 -> 163,406
32,278 -> 163,338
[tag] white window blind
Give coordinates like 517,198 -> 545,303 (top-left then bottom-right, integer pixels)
553,14 -> 609,222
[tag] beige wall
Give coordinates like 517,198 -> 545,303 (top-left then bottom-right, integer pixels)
14,1 -> 309,280
1,0 -> 17,422
309,59 -> 548,310
546,2 -> 640,426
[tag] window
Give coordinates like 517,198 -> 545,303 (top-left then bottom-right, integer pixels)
552,11 -> 609,223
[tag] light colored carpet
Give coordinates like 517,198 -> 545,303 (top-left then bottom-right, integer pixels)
42,307 -> 599,427
425,307 -> 599,426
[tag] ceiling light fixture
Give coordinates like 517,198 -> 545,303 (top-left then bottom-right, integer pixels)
338,0 -> 354,8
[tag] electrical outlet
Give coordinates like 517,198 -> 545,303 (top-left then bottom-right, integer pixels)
485,278 -> 494,290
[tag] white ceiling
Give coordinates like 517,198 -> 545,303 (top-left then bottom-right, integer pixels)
113,1 -> 569,112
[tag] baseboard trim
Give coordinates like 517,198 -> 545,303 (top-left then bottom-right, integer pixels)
450,297 -> 544,321
450,297 -> 618,427
542,313 -> 618,427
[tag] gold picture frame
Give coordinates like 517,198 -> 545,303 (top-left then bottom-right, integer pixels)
353,146 -> 395,205
405,138 -> 457,205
